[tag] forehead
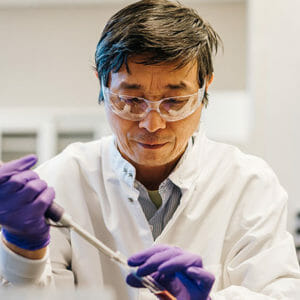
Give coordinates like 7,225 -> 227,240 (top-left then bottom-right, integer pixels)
109,56 -> 199,91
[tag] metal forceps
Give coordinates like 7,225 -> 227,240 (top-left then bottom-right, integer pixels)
46,202 -> 176,300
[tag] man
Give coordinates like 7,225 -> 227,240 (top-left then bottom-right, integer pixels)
0,0 -> 299,299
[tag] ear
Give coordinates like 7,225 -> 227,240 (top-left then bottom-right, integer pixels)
95,71 -> 99,79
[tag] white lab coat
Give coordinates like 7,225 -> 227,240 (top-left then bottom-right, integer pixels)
0,128 -> 299,299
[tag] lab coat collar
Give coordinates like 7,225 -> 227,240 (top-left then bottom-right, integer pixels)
168,125 -> 207,190
110,138 -> 136,188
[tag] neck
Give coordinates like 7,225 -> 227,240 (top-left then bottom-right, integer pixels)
135,158 -> 180,190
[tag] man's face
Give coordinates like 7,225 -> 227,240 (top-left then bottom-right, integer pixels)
105,56 -> 204,169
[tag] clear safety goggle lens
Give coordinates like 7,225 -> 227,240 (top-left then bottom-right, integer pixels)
102,84 -> 205,122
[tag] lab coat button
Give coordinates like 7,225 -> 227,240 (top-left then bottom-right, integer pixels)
128,197 -> 134,203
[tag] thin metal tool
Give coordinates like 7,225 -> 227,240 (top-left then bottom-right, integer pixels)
45,202 -> 176,300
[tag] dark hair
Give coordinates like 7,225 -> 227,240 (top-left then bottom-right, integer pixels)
95,0 -> 222,106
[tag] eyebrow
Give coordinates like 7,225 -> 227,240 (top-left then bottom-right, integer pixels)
165,81 -> 188,90
119,82 -> 142,90
118,81 -> 188,90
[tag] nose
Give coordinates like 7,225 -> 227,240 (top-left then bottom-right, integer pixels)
138,110 -> 167,132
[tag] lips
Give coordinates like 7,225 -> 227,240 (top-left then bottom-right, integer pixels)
137,142 -> 168,149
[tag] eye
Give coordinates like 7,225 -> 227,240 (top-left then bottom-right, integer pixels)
165,98 -> 186,104
120,97 -> 144,105
160,97 -> 189,112
164,98 -> 189,106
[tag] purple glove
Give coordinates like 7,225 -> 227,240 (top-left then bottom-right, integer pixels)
0,155 -> 55,250
126,245 -> 215,300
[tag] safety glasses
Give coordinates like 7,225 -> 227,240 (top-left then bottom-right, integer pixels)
102,84 -> 205,122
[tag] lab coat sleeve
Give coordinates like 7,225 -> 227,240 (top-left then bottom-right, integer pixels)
0,234 -> 53,287
0,225 -> 75,288
212,165 -> 300,299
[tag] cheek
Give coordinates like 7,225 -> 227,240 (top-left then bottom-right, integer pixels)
171,108 -> 202,148
106,106 -> 123,133
172,128 -> 190,153
106,109 -> 134,148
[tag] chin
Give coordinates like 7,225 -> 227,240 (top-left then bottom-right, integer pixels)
134,157 -> 172,167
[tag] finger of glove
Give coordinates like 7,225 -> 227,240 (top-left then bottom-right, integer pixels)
0,179 -> 47,214
175,272 -> 211,300
0,187 -> 55,230
0,170 -> 39,193
136,247 -> 183,277
20,186 -> 55,231
186,266 -> 215,290
128,245 -> 172,267
31,186 -> 55,214
0,155 -> 37,183
126,271 -> 161,289
158,253 -> 203,275
126,273 -> 145,288
15,179 -> 48,206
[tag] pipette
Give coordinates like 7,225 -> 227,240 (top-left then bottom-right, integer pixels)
45,202 -> 176,300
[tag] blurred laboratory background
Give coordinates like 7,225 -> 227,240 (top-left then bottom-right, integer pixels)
0,0 -> 299,261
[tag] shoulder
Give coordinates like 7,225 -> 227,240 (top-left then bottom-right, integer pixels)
198,136 -> 287,205
196,139 -> 288,236
36,135 -> 114,179
204,137 -> 278,183
178,130 -> 283,198
207,138 -> 287,213
59,135 -> 113,158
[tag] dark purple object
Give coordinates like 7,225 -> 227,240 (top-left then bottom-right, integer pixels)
0,155 -> 55,250
127,245 -> 215,300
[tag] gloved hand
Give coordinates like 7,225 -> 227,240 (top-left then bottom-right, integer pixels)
0,155 -> 55,250
126,245 -> 215,300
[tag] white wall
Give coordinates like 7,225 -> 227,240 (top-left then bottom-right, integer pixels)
247,0 -> 300,234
